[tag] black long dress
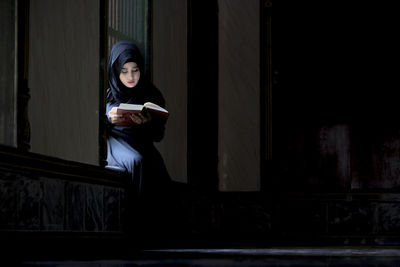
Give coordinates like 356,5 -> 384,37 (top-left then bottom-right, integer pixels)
105,41 -> 171,200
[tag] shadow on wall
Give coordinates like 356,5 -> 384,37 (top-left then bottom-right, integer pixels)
274,122 -> 400,192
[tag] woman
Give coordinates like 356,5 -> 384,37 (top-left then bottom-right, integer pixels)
106,40 -> 171,200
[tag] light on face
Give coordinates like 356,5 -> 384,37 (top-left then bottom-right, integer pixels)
119,62 -> 140,88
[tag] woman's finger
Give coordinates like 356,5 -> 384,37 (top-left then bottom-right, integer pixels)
129,114 -> 143,124
138,112 -> 151,123
108,107 -> 118,115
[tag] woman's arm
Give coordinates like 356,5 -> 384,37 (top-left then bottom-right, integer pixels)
141,117 -> 166,142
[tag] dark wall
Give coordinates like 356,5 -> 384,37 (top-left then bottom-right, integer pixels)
0,0 -> 17,147
271,3 -> 400,191
276,5 -> 399,124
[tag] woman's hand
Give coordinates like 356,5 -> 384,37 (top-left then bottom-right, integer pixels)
108,106 -> 153,125
130,111 -> 152,125
108,107 -> 125,125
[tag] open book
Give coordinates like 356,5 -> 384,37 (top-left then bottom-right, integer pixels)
114,102 -> 169,125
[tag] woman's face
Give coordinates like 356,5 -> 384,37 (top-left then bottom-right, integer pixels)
119,62 -> 141,88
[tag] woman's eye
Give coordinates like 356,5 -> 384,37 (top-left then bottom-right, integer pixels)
121,70 -> 127,74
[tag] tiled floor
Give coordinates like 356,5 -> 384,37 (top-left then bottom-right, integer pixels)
19,247 -> 400,266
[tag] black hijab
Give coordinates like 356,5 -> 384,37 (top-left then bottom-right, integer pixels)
107,41 -> 145,104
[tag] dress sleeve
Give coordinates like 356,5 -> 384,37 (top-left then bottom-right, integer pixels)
142,116 -> 166,142
106,102 -> 117,122
140,82 -> 167,142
